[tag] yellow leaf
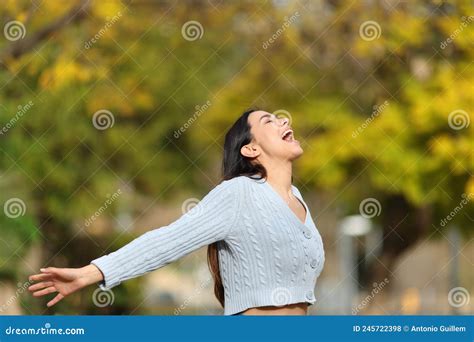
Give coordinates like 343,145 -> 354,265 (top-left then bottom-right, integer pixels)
465,177 -> 474,198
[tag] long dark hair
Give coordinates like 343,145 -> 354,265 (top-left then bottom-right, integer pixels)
206,108 -> 267,308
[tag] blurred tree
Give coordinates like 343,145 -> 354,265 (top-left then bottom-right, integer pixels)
0,0 -> 261,313
0,0 -> 472,314
195,0 -> 473,286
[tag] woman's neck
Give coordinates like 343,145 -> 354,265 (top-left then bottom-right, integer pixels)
264,160 -> 293,198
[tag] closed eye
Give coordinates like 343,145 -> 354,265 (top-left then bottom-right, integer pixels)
266,116 -> 276,124
260,113 -> 277,125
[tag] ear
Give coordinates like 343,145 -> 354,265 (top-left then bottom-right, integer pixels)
240,143 -> 259,159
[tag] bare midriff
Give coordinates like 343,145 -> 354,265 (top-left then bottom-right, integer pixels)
238,302 -> 309,315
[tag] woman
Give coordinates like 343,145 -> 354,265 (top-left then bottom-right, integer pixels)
28,109 -> 325,315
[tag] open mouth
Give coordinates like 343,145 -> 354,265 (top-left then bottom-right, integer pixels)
281,129 -> 297,143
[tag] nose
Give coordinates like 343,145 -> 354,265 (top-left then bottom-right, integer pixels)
279,116 -> 289,127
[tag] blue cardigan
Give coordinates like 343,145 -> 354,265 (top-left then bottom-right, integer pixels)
91,174 -> 325,315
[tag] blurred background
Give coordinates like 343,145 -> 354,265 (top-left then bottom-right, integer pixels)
0,0 -> 472,316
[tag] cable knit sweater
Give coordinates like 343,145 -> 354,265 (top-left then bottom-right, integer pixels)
90,174 -> 325,315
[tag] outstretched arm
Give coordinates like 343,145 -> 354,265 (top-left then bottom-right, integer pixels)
28,264 -> 104,307
28,177 -> 241,306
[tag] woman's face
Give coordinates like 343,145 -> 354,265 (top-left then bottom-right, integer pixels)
241,110 -> 304,162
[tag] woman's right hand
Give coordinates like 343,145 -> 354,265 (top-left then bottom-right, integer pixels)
28,264 -> 104,307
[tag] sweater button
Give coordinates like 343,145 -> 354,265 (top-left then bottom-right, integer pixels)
303,229 -> 312,239
305,290 -> 313,300
310,258 -> 318,269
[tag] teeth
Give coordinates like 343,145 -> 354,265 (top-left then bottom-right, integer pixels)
282,129 -> 293,140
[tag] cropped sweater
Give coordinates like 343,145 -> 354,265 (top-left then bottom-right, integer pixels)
90,174 -> 325,315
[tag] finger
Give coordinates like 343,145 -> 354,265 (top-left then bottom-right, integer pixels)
29,273 -> 53,282
47,293 -> 64,307
28,281 -> 54,292
41,267 -> 59,273
33,286 -> 57,297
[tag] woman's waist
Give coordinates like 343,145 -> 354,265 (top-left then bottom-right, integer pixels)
236,302 -> 309,315
224,284 -> 318,315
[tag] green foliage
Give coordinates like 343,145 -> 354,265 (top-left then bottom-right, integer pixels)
0,0 -> 472,313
